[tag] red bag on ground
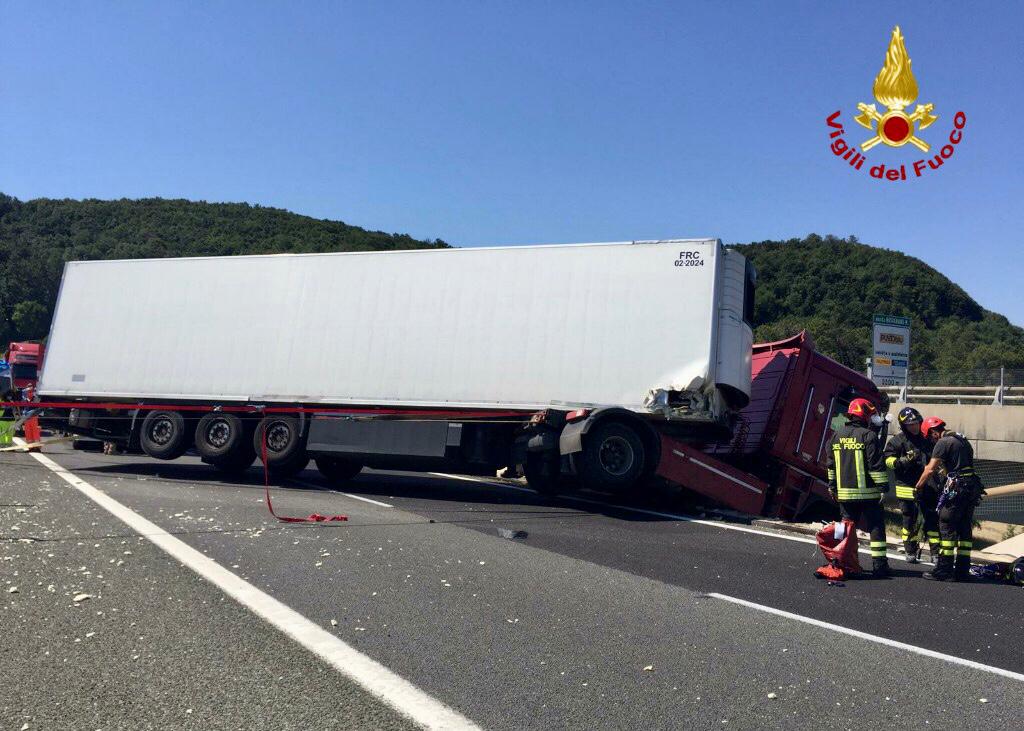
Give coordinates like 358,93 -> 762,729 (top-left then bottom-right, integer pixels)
814,519 -> 862,580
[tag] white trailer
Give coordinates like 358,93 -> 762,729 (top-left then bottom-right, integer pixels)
40,239 -> 755,493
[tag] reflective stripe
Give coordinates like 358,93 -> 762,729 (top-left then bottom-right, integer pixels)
827,469 -> 836,480
895,484 -> 916,499
941,540 -> 956,547
901,528 -> 910,539
959,540 -> 973,549
837,487 -> 882,500
870,540 -> 887,557
869,471 -> 889,486
855,451 -> 866,490
833,447 -> 842,490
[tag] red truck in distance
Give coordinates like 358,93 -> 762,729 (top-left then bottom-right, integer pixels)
5,342 -> 45,393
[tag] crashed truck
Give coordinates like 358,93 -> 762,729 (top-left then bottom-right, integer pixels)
35,239 -> 885,519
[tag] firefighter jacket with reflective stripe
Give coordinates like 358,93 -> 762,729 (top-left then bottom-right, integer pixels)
883,430 -> 933,500
826,420 -> 889,501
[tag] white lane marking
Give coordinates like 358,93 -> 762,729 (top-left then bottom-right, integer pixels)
427,472 -> 926,565
288,479 -> 395,508
338,492 -> 394,508
21,445 -> 478,731
678,452 -> 763,494
709,592 -> 1024,683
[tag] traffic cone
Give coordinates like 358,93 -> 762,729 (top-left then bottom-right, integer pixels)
24,416 -> 42,451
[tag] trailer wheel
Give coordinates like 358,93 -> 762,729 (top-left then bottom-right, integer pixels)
195,413 -> 251,461
579,420 -> 645,493
315,456 -> 363,483
254,416 -> 304,465
524,451 -> 561,495
140,410 -> 190,460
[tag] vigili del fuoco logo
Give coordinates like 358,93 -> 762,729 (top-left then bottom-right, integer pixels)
826,26 -> 966,181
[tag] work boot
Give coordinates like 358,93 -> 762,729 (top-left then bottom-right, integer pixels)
904,541 -> 919,564
871,557 -> 891,578
954,555 -> 972,583
923,555 -> 954,581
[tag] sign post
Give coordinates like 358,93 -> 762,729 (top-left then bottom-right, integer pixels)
871,314 -> 911,387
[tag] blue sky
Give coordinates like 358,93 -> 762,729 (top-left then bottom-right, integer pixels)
3,2 -> 1022,325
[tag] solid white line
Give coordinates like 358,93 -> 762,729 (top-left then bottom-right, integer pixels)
708,591 -> 1024,683
339,492 -> 394,508
21,445 -> 478,731
427,472 -> 926,564
286,478 -> 394,508
680,452 -> 764,494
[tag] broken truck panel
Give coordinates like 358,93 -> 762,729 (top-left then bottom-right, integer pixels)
655,437 -> 770,515
663,331 -> 888,520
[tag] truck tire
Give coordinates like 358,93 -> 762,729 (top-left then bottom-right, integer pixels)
195,413 -> 250,461
139,410 -> 190,460
524,451 -> 561,495
578,420 -> 646,493
254,416 -> 303,465
315,456 -> 363,483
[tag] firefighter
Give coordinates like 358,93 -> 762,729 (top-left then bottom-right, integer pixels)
917,418 -> 985,582
883,407 -> 939,563
826,398 -> 891,577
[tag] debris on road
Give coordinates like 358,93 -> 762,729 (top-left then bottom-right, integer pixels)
72,593 -> 92,602
643,665 -> 654,672
497,528 -> 528,540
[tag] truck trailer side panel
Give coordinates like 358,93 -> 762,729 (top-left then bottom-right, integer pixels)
39,240 -> 749,417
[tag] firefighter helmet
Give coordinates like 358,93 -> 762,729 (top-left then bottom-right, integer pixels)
898,406 -> 923,427
920,416 -> 946,438
846,398 -> 877,421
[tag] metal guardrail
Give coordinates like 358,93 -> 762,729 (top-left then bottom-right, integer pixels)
880,384 -> 1024,406
875,368 -> 1024,405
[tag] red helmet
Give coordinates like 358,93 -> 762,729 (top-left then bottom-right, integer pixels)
846,398 -> 877,420
921,416 -> 946,438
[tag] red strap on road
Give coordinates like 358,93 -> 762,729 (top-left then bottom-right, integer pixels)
260,427 -> 348,524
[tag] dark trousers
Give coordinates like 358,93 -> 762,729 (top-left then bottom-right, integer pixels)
899,488 -> 940,554
938,500 -> 975,570
840,499 -> 888,571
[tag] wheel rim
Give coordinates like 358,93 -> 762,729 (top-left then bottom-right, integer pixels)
265,422 -> 292,453
598,435 -> 634,477
149,418 -> 175,446
206,419 -> 232,449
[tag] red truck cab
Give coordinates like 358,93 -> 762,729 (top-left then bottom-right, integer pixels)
656,332 -> 889,520
5,342 -> 45,393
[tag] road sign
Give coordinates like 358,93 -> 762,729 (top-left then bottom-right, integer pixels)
872,314 -> 911,386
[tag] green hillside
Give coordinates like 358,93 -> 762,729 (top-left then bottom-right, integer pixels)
0,194 -> 447,345
734,234 -> 1024,373
0,195 -> 1020,373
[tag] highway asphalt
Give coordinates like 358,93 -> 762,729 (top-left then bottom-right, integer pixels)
3,444 -> 1023,730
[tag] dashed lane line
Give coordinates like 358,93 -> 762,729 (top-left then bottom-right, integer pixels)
427,472 -> 927,564
709,592 -> 1024,683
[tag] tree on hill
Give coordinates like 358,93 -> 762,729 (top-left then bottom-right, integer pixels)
0,195 -> 1021,375
734,234 -> 1024,373
0,193 -> 447,345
